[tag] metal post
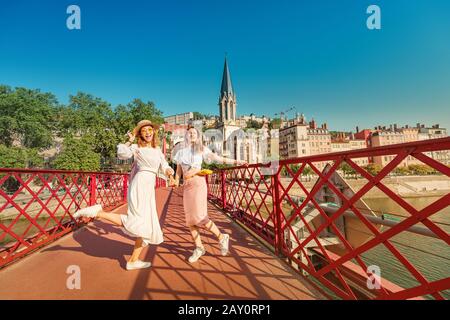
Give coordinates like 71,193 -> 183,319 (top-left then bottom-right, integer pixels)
272,171 -> 283,256
221,171 -> 227,210
89,174 -> 97,206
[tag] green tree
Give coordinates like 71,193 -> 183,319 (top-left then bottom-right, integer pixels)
165,131 -> 172,145
1,85 -> 166,170
269,118 -> 282,129
52,135 -> 100,171
56,92 -> 118,159
280,165 -> 288,176
113,99 -> 165,142
302,165 -> 313,181
290,164 -> 301,174
393,166 -> 410,176
408,164 -> 436,175
246,120 -> 263,130
0,85 -> 59,149
363,163 -> 382,176
67,92 -> 114,130
193,112 -> 213,120
0,145 -> 43,169
0,145 -> 43,193
113,104 -> 135,137
339,162 -> 356,178
128,98 -> 164,125
56,94 -> 166,163
193,112 -> 203,120
202,162 -> 231,170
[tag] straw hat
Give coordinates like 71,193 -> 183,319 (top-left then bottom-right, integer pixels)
132,120 -> 160,136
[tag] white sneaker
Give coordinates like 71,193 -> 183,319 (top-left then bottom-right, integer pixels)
73,204 -> 102,219
126,260 -> 152,271
188,247 -> 206,263
219,234 -> 230,256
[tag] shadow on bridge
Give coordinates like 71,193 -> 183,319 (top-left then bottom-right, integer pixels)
0,188 -> 322,300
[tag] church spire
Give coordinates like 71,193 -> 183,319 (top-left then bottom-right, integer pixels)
218,56 -> 237,124
220,57 -> 234,98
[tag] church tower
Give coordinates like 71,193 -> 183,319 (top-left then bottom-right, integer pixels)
219,57 -> 237,124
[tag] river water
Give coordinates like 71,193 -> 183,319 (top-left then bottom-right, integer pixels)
362,196 -> 449,299
0,215 -> 71,249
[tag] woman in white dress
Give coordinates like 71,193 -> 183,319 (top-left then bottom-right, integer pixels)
173,126 -> 247,263
74,120 -> 174,270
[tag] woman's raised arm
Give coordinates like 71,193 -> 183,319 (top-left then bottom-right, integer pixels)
207,152 -> 247,166
117,132 -> 136,160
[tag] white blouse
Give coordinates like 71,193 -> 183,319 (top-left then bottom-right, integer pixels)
117,143 -> 172,175
173,146 -> 213,176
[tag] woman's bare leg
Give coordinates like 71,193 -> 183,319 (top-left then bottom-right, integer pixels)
204,221 -> 224,241
129,238 -> 145,262
76,206 -> 150,268
190,226 -> 204,249
96,214 -> 147,264
204,220 -> 230,256
96,211 -> 123,226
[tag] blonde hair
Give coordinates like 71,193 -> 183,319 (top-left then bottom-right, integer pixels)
137,125 -> 159,148
185,126 -> 203,154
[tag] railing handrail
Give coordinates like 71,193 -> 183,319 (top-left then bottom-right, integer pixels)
219,137 -> 450,170
0,168 -> 129,175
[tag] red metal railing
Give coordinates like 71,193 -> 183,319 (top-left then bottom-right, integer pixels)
0,168 -> 166,268
207,137 -> 450,300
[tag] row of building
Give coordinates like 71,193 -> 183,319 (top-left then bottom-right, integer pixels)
277,116 -> 448,170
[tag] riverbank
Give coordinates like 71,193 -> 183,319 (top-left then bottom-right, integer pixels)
278,174 -> 450,199
346,175 -> 450,199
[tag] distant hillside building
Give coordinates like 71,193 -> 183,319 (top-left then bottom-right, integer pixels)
279,115 -> 333,170
279,123 -> 309,159
164,112 -> 194,125
235,114 -> 270,128
370,123 -> 449,167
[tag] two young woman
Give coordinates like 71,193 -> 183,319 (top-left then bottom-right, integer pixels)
74,120 -> 246,270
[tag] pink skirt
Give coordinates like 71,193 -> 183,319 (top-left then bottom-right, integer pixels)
183,176 -> 210,227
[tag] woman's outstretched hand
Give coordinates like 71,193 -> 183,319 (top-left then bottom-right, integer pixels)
126,131 -> 136,143
165,167 -> 175,177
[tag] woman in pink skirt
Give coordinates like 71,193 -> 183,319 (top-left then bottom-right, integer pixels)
173,126 -> 247,263
73,120 -> 174,270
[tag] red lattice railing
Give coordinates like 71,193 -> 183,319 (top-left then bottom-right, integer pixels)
0,168 -> 166,268
207,137 -> 450,300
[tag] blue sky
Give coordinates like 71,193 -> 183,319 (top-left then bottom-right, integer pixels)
1,0 -> 449,131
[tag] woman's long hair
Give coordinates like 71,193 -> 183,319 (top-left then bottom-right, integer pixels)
137,125 -> 159,148
184,126 -> 203,154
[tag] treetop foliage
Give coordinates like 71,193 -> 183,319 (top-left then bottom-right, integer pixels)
0,85 -> 165,171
